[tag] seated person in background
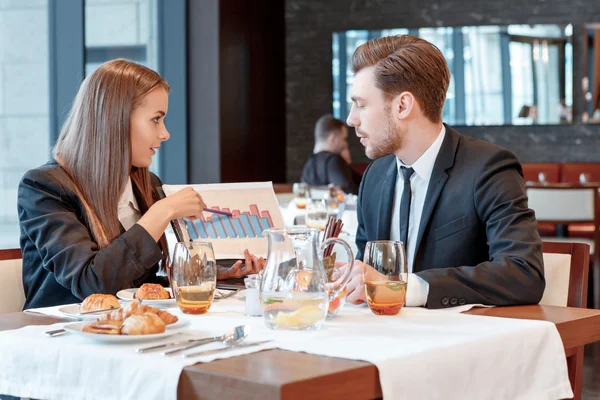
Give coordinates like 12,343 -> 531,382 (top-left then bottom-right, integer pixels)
337,35 -> 544,309
18,59 -> 263,310
301,115 -> 361,194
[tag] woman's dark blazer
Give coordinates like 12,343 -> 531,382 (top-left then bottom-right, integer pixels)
18,161 -> 166,310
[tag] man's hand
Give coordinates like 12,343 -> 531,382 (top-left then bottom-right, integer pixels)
332,260 -> 384,304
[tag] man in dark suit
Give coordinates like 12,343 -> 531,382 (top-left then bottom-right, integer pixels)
301,115 -> 361,194
341,35 -> 544,309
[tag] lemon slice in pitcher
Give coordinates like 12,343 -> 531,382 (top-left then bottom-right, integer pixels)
274,306 -> 324,328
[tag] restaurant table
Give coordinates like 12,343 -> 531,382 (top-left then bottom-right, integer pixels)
2,305 -> 599,400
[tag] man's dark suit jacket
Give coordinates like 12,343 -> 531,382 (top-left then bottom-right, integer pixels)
301,151 -> 361,194
18,161 -> 166,310
355,126 -> 545,309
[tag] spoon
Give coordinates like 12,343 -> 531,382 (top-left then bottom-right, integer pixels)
162,325 -> 250,356
135,325 -> 249,353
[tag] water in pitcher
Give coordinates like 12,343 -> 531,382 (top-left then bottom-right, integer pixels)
262,292 -> 328,330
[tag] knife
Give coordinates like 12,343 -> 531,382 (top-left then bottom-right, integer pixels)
79,307 -> 121,315
182,340 -> 273,358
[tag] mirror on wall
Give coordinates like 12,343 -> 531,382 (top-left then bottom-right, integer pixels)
583,23 -> 600,123
332,24 -> 573,126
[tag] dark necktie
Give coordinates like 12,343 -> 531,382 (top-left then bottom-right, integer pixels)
399,166 -> 414,247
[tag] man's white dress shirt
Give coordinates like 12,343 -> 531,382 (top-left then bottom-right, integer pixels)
390,125 -> 446,306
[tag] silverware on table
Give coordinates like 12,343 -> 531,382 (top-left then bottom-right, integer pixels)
79,307 -> 120,315
135,325 -> 249,354
44,329 -> 67,337
182,340 -> 272,358
162,325 -> 250,356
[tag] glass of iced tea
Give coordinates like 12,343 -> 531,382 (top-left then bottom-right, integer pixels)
363,240 -> 408,316
170,241 -> 217,315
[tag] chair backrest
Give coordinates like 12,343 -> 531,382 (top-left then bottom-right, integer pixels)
0,248 -> 25,314
522,163 -> 561,183
561,163 -> 600,184
540,242 -> 589,308
526,185 -> 599,222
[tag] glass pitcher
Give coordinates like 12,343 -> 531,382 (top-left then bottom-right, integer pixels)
260,227 -> 354,330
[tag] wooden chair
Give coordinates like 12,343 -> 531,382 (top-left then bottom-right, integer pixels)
561,162 -> 600,184
527,184 -> 600,309
521,162 -> 561,183
0,248 -> 25,314
541,241 -> 590,400
560,163 -> 600,239
541,242 -> 589,308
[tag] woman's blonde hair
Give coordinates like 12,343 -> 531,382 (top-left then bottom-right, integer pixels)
53,59 -> 170,252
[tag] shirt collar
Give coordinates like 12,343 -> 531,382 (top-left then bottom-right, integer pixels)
396,124 -> 446,182
118,178 -> 139,211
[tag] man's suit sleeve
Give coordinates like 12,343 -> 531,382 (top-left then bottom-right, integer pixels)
355,162 -> 372,261
416,149 -> 545,308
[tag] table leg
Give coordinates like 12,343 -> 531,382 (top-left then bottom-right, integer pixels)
566,346 -> 584,400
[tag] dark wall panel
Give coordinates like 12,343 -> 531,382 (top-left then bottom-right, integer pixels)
219,0 -> 286,183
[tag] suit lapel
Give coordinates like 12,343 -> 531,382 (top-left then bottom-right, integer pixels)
413,126 -> 460,270
376,158 -> 398,240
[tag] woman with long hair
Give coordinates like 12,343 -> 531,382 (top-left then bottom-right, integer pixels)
18,59 -> 262,309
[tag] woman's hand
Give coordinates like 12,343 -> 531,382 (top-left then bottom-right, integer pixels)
218,249 -> 266,280
156,187 -> 206,220
138,187 -> 206,242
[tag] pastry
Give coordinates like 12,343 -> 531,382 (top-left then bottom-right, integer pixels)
121,313 -> 166,335
98,299 -> 178,325
81,319 -> 122,335
135,283 -> 171,300
80,294 -> 120,313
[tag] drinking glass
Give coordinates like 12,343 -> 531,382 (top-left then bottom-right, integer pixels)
305,199 -> 329,229
363,240 -> 408,316
170,241 -> 217,314
293,182 -> 310,209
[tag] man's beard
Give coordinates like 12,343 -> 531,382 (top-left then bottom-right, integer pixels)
365,115 -> 403,160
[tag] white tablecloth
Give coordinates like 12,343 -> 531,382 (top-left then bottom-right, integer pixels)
0,297 -> 573,400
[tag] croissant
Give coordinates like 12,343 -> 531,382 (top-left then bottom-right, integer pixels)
81,319 -> 122,335
98,299 -> 178,325
135,283 -> 171,300
80,294 -> 120,313
121,313 -> 166,335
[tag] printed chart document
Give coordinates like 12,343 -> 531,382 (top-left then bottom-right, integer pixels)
162,182 -> 284,259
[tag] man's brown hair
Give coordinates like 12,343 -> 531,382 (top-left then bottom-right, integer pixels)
350,35 -> 450,123
314,114 -> 346,142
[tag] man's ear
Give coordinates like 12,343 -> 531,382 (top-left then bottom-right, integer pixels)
391,91 -> 415,121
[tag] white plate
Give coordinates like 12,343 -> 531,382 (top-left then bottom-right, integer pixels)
63,321 -> 185,343
58,304 -> 120,321
116,288 -> 176,308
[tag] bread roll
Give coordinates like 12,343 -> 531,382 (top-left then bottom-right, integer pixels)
135,283 -> 171,300
121,313 -> 166,335
80,294 -> 120,313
